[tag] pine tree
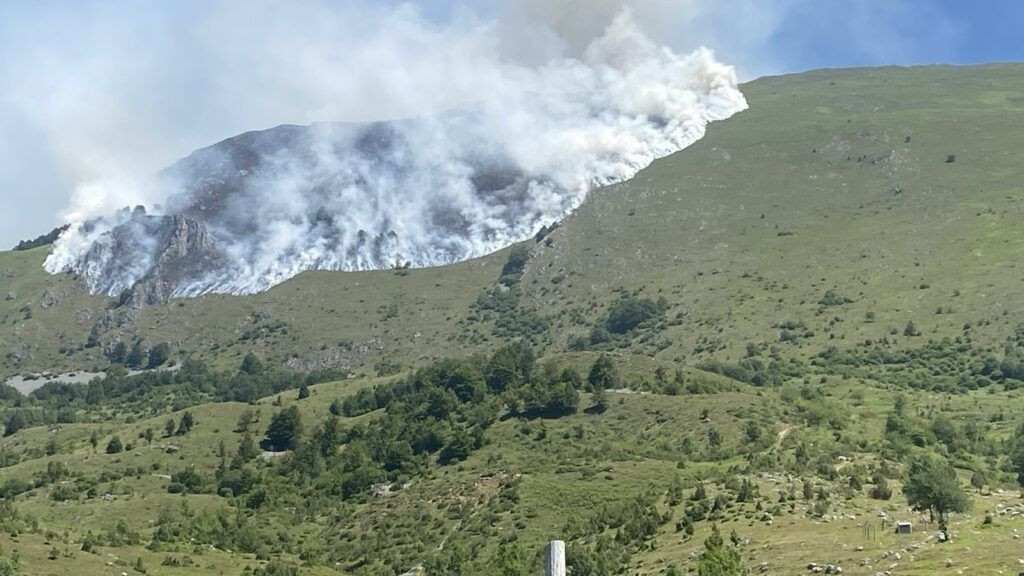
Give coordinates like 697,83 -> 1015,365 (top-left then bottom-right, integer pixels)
904,452 -> 970,527
1009,421 -> 1024,487
241,353 -> 264,375
176,411 -> 196,435
970,470 -> 986,493
736,479 -> 755,502
551,380 -> 579,415
587,354 -> 621,391
109,341 -> 128,364
692,481 -> 708,501
233,432 -> 259,467
106,436 -> 123,454
236,409 -> 255,432
903,320 -> 920,337
590,386 -> 609,413
871,475 -> 892,500
265,406 -> 302,451
698,524 -> 748,576
125,340 -> 146,368
667,475 -> 685,506
314,416 -> 340,458
3,411 -> 26,437
146,342 -> 170,369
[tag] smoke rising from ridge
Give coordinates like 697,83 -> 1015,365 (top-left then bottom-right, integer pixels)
41,2 -> 747,297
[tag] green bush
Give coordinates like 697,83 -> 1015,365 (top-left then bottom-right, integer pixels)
499,245 -> 530,286
606,296 -> 664,334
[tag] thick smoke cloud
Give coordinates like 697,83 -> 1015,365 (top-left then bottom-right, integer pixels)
42,2 -> 747,297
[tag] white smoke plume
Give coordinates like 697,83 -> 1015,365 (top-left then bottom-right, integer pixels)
42,3 -> 747,297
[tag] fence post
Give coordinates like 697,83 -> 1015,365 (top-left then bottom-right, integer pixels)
545,540 -> 566,576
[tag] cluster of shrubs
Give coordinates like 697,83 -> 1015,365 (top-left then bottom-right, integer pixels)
102,339 -> 171,370
814,330 -> 1024,393
128,344 -> 620,574
473,246 -> 551,343
569,294 -> 669,351
697,357 -> 790,388
163,344 -> 604,511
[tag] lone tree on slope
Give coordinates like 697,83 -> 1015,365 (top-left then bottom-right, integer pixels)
904,452 -> 970,531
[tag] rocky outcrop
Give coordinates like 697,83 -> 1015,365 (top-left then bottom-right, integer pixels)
128,214 -> 223,305
284,338 -> 384,372
52,210 -> 224,329
74,209 -> 223,310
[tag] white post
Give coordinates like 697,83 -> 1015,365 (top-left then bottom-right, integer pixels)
545,540 -> 566,576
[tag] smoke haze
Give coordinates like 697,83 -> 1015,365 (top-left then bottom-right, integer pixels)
34,1 -> 746,296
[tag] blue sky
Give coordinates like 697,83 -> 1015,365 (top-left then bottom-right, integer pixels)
399,0 -> 1024,77
2,0 -> 1023,247
755,0 -> 1024,74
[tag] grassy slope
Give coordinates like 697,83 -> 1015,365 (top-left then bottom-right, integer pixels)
3,65 -> 1024,575
0,248 -> 108,374
526,64 -> 1024,362
4,64 -> 1024,378
3,367 -> 1024,575
0,244 -> 504,377
0,373 -> 796,575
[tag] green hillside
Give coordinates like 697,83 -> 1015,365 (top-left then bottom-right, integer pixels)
3,64 -> 1024,576
524,64 -> 1024,359
4,64 -> 1024,379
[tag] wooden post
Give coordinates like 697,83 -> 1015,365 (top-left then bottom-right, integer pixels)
545,540 -> 566,576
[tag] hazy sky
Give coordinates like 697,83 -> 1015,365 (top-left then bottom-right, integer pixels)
2,0 -> 1023,249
